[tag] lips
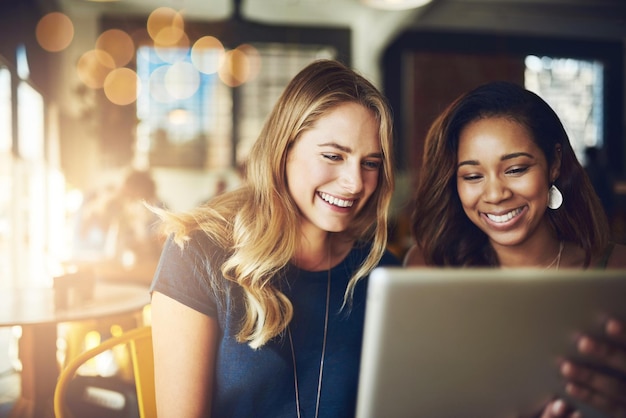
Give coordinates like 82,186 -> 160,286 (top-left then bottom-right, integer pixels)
318,192 -> 354,208
484,207 -> 523,223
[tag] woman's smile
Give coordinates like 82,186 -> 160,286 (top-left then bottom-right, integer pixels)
456,117 -> 556,247
482,206 -> 525,224
318,191 -> 355,208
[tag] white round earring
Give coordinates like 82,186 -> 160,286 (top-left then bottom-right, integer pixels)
547,184 -> 563,210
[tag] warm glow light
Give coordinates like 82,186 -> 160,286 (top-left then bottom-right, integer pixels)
36,12 -> 74,52
147,7 -> 184,41
153,26 -> 187,48
148,65 -> 173,103
168,108 -> 191,125
76,49 -> 116,89
191,36 -> 225,74
96,29 -> 135,67
361,0 -> 432,10
103,68 -> 141,105
0,67 -> 11,152
154,28 -> 190,63
165,62 -> 200,100
147,8 -> 189,63
218,49 -> 251,87
236,44 -> 261,82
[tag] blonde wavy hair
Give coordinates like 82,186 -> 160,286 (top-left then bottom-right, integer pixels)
157,59 -> 395,348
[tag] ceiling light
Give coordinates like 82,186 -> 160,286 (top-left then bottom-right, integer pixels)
361,0 -> 432,10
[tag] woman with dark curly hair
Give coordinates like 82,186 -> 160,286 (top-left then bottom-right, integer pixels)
405,81 -> 626,417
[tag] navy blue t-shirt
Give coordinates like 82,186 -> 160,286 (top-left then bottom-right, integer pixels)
151,231 -> 400,418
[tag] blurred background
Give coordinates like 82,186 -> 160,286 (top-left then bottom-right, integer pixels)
0,0 -> 626,415
0,0 -> 625,282
1,0 -> 625,290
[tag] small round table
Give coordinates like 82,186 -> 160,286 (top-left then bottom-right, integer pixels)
0,281 -> 151,418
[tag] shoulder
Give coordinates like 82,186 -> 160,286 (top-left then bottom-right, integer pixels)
605,242 -> 626,269
380,248 -> 402,266
160,230 -> 228,271
403,244 -> 427,267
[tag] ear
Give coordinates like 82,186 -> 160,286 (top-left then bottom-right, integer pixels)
549,143 -> 562,183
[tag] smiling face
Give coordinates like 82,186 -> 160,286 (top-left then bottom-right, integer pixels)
286,101 -> 382,240
456,116 -> 560,249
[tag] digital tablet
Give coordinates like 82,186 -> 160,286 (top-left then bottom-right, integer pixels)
356,267 -> 626,418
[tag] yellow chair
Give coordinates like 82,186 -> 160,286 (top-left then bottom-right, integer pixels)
54,326 -> 156,418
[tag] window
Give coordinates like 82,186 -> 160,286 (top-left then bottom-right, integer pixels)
525,56 -> 604,163
136,42 -> 335,170
0,65 -> 12,287
16,79 -> 48,286
0,66 -> 10,153
235,43 -> 335,166
0,53 -> 64,287
384,30 -> 623,176
136,45 -> 231,169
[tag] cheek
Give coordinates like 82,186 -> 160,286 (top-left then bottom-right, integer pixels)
517,176 -> 548,200
362,172 -> 381,199
456,181 -> 475,208
285,160 -> 307,196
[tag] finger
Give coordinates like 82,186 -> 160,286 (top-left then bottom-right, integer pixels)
538,399 -> 578,418
578,335 -> 626,374
606,318 -> 626,345
561,361 -> 626,404
565,381 -> 626,418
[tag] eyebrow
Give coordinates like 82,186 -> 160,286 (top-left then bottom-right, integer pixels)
458,152 -> 535,168
319,142 -> 383,159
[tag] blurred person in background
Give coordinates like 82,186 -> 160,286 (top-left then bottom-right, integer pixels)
72,168 -> 165,285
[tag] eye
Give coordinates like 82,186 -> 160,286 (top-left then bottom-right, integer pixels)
506,166 -> 529,176
362,159 -> 382,170
322,153 -> 342,162
461,173 -> 483,182
457,169 -> 483,182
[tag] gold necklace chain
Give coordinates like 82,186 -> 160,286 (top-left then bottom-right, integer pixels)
287,264 -> 331,418
544,241 -> 564,270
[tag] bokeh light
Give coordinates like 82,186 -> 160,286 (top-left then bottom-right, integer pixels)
168,108 -> 191,125
191,36 -> 225,74
103,68 -> 141,105
165,61 -> 200,100
148,65 -> 172,103
36,12 -> 74,52
218,49 -> 251,87
146,7 -> 189,63
76,49 -> 116,89
95,29 -> 135,68
236,44 -> 261,81
147,7 -> 184,41
154,28 -> 190,63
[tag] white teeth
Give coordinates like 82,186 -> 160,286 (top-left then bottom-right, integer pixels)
319,192 -> 354,208
486,207 -> 522,223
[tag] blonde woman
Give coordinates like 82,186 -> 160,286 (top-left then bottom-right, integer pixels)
150,59 -> 399,417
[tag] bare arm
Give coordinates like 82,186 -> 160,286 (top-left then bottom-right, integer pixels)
151,291 -> 219,418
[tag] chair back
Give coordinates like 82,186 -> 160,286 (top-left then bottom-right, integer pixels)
54,326 -> 156,418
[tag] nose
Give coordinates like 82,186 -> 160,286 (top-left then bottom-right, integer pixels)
339,163 -> 364,195
483,177 -> 511,203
